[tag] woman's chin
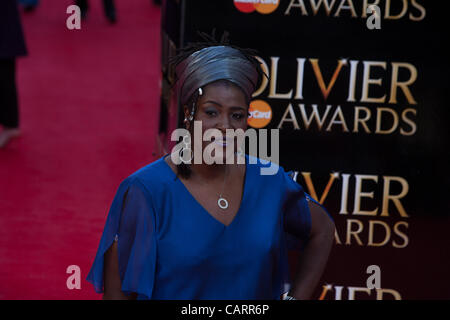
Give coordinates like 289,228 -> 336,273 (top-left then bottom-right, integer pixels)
202,142 -> 237,164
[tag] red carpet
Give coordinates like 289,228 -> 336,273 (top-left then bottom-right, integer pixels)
0,0 -> 161,299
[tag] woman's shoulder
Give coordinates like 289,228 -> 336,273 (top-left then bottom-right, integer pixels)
120,155 -> 175,194
246,154 -> 305,192
246,154 -> 289,179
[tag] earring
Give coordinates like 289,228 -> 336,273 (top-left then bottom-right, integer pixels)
179,148 -> 193,164
186,87 -> 201,124
188,104 -> 195,121
179,134 -> 193,164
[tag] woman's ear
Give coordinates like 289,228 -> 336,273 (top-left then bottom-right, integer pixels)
183,105 -> 190,128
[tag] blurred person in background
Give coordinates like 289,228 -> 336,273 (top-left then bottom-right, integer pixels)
75,0 -> 117,24
0,0 -> 28,148
18,0 -> 40,12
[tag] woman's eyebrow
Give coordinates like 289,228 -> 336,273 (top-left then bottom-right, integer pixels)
229,106 -> 246,111
202,100 -> 222,107
202,100 -> 246,110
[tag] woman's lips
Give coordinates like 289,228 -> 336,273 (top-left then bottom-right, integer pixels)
211,137 -> 234,147
213,140 -> 229,146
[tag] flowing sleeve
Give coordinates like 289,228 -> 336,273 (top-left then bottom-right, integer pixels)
278,168 -> 333,297
86,176 -> 157,300
281,169 -> 312,252
281,169 -> 332,251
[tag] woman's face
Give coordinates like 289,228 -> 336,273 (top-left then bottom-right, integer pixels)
185,81 -> 248,163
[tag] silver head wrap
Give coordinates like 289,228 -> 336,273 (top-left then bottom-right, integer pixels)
175,45 -> 259,108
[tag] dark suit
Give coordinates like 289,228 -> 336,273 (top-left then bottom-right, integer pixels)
0,0 -> 27,58
0,0 -> 27,128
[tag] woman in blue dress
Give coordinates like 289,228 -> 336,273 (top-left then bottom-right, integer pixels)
86,40 -> 335,300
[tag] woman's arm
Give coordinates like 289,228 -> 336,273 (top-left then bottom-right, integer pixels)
103,241 -> 137,300
288,200 -> 335,300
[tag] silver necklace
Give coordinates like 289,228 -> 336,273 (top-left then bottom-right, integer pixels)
217,151 -> 244,210
217,164 -> 229,210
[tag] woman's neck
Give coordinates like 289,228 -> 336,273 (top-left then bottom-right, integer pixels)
189,161 -> 228,182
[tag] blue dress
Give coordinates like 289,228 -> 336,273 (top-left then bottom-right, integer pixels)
86,154 -> 321,300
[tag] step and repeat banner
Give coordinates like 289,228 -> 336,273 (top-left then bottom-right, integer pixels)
160,0 -> 450,299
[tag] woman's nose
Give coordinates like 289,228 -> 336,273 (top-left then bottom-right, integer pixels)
217,114 -> 232,131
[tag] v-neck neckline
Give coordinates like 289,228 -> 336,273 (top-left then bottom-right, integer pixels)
160,153 -> 250,228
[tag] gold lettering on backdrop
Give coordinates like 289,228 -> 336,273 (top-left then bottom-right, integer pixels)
309,0 -> 336,16
353,175 -> 378,216
261,57 -> 418,106
361,61 -> 387,103
376,288 -> 402,300
253,56 -> 269,97
347,60 -> 359,102
310,58 -> 347,100
295,58 -> 306,99
292,172 -> 411,248
368,220 -> 391,246
389,62 -> 418,104
400,108 -> 417,136
269,57 -> 293,99
264,55 -> 419,136
353,106 -> 371,133
384,0 -> 408,20
334,229 -> 342,244
283,0 -> 426,21
284,0 -> 308,15
409,0 -> 426,21
337,219 -> 410,247
347,287 -> 372,300
340,173 -> 351,214
298,104 -> 332,130
361,0 -> 381,18
333,286 -> 344,300
325,106 -> 349,132
345,219 -> 364,245
375,107 -> 399,134
318,284 -> 333,300
301,172 -> 340,203
392,221 -> 409,248
381,176 -> 409,217
296,172 -> 410,218
319,284 -> 403,300
277,103 -> 300,129
277,103 -> 416,136
334,0 -> 357,17
259,57 -> 307,99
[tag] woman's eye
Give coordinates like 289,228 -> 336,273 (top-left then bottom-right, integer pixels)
232,113 -> 245,120
205,110 -> 217,116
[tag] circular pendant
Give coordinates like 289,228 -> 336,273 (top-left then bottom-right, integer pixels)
217,197 -> 229,210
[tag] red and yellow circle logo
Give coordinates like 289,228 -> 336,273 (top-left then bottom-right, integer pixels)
248,100 -> 272,128
233,0 -> 280,14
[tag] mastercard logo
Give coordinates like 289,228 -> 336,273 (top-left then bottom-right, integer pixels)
233,0 -> 280,14
248,100 -> 272,128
